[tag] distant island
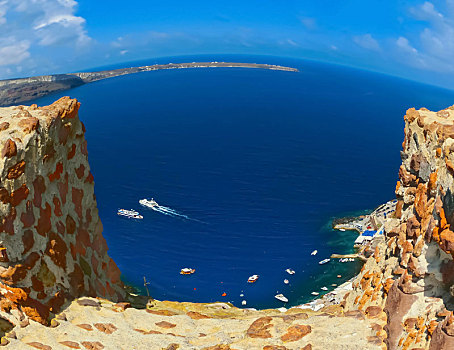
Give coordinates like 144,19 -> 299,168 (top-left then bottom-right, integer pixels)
0,62 -> 298,106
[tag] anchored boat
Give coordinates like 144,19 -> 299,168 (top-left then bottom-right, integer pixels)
247,275 -> 259,283
285,268 -> 295,275
274,293 -> 288,303
318,258 -> 330,265
180,268 -> 195,275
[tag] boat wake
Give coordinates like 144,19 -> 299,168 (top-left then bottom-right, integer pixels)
140,198 -> 205,223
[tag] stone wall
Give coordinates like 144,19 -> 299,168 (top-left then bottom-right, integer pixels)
0,97 -> 124,327
343,106 -> 454,349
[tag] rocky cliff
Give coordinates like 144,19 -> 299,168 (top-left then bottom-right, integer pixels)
0,97 -> 124,328
343,106 -> 454,349
2,98 -> 454,349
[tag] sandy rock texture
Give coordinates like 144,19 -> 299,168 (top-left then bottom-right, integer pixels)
3,297 -> 380,349
0,98 -> 124,328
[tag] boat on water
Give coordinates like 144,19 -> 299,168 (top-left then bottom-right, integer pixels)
319,258 -> 330,265
284,279 -> 289,284
180,268 -> 195,275
117,209 -> 143,219
311,292 -> 319,296
139,198 -> 159,208
248,275 -> 259,283
274,293 -> 288,303
321,286 -> 328,291
285,268 -> 295,275
311,250 -> 318,256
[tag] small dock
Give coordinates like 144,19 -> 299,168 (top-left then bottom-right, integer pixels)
330,253 -> 367,262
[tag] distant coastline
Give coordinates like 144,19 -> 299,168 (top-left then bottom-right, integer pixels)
0,62 -> 298,107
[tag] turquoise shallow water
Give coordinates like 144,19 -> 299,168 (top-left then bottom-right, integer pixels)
31,55 -> 454,309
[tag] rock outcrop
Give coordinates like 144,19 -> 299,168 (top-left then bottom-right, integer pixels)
344,105 -> 454,349
0,97 -> 124,328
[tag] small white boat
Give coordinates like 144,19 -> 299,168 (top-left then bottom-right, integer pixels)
340,228 -> 346,232
349,258 -> 355,262
321,286 -> 328,291
285,268 -> 295,275
319,258 -> 330,265
311,292 -> 319,296
117,209 -> 143,219
180,268 -> 195,275
284,279 -> 289,284
240,293 -> 244,297
139,198 -> 159,208
311,250 -> 318,256
274,293 -> 288,303
248,275 -> 259,283
241,300 -> 247,305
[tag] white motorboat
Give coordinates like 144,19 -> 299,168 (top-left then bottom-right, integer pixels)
248,275 -> 259,283
180,268 -> 195,275
321,286 -> 328,291
311,292 -> 319,296
118,208 -> 139,215
241,300 -> 247,306
274,293 -> 288,303
117,209 -> 143,219
311,250 -> 318,256
319,258 -> 330,265
285,268 -> 295,275
284,279 -> 289,284
139,198 -> 159,208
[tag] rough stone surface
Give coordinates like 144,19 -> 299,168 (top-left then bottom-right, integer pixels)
343,105 -> 454,350
0,98 -> 124,327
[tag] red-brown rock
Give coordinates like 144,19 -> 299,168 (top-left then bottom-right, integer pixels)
72,187 -> 83,219
10,184 -> 29,207
81,341 -> 104,350
155,321 -> 176,329
94,323 -> 117,334
0,122 -> 9,131
33,175 -> 46,208
18,117 -> 39,133
20,200 -> 35,227
67,144 -> 76,160
6,160 -> 25,179
75,164 -> 85,179
27,342 -> 51,350
48,162 -> 63,182
35,203 -> 52,236
59,341 -> 80,349
45,232 -> 68,269
280,324 -> 311,342
2,139 -> 17,158
22,230 -> 35,255
247,317 -> 273,338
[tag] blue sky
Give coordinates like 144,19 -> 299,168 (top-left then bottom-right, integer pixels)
1,0 -> 454,89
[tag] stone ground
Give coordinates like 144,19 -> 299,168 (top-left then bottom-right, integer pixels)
3,297 -> 383,350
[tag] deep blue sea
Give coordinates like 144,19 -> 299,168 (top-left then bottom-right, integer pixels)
31,55 -> 454,309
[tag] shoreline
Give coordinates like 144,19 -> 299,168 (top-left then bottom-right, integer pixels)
0,61 -> 298,107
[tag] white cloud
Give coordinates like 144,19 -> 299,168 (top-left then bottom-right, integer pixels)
393,1 -> 454,73
0,0 -> 91,78
353,34 -> 381,51
396,36 -> 418,53
0,38 -> 30,66
0,1 -> 7,25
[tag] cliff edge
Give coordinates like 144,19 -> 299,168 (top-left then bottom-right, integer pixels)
0,97 -> 124,328
343,106 -> 454,349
